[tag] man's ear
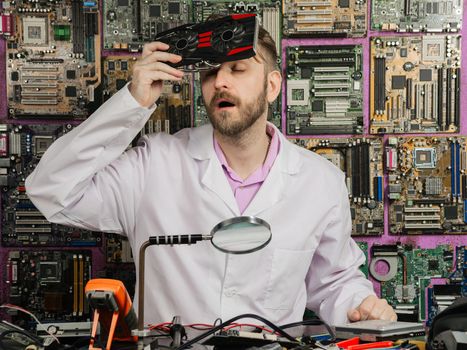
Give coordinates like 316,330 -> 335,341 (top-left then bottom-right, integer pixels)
267,70 -> 282,103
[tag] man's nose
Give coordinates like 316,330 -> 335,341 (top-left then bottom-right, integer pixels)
213,67 -> 231,89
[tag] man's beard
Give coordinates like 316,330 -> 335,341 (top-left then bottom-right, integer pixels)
205,80 -> 268,137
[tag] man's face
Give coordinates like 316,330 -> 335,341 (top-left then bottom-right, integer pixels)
200,56 -> 269,137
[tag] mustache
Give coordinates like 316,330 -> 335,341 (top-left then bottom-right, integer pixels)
209,91 -> 241,109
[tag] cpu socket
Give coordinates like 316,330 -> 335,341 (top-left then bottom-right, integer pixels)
23,17 -> 48,45
414,148 -> 436,168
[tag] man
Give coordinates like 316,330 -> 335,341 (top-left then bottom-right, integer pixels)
26,25 -> 396,326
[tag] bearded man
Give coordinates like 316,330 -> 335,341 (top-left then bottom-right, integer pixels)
26,25 -> 395,326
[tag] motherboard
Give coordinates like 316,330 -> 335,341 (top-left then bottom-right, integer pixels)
286,45 -> 364,135
4,0 -> 101,118
386,136 -> 467,234
370,35 -> 461,134
282,0 -> 367,37
371,0 -> 463,32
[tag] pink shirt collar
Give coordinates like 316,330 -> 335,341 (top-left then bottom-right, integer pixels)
213,124 -> 280,213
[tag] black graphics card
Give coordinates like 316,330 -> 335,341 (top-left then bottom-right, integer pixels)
154,14 -> 258,70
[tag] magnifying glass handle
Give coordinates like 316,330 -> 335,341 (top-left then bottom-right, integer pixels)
148,234 -> 208,245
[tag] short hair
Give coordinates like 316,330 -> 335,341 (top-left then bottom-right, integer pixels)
205,14 -> 279,73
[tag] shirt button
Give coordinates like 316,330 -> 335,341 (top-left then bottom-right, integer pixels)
224,288 -> 237,297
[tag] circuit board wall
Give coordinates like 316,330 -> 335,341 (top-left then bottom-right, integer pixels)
0,0 -> 466,334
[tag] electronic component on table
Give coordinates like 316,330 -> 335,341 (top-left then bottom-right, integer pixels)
85,279 -> 137,350
386,136 -> 467,235
291,137 -> 384,235
334,320 -> 425,342
286,45 -> 364,135
103,0 -> 191,51
371,0 -> 463,32
0,124 -> 102,247
370,36 -> 461,134
4,0 -> 101,118
283,0 -> 367,37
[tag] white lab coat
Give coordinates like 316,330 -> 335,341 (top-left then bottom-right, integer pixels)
26,85 -> 375,326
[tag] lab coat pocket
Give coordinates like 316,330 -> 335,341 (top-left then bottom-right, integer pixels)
263,248 -> 315,310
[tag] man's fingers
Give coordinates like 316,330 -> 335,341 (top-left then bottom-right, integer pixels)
347,309 -> 361,322
142,41 -> 170,58
134,62 -> 184,80
140,50 -> 182,65
358,297 -> 377,320
378,307 -> 397,321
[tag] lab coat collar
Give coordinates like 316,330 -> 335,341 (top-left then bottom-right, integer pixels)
187,123 -> 303,216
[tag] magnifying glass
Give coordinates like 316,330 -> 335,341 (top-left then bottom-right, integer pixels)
135,216 -> 272,334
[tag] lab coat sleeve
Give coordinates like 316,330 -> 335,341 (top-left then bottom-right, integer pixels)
305,175 -> 376,325
25,84 -> 156,234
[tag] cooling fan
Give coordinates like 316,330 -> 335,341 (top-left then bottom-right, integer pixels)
211,22 -> 246,54
154,14 -> 258,70
166,30 -> 199,56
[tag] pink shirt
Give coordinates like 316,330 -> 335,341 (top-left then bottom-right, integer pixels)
214,124 -> 280,214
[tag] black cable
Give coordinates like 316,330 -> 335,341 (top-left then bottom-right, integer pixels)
176,313 -> 298,350
0,329 -> 44,350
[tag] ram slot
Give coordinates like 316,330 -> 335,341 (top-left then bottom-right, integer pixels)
356,143 -> 364,203
406,78 -> 412,110
464,201 -> 467,223
352,143 -> 360,200
374,56 -> 386,114
135,0 -> 141,39
450,141 -> 460,200
183,105 -> 191,128
168,105 -> 175,134
456,142 -> 461,199
462,174 -> 467,200
73,254 -> 78,316
362,141 -> 370,199
79,254 -> 84,316
454,68 -> 460,127
437,68 -> 444,129
415,85 -> 420,120
72,0 -> 85,54
404,0 -> 411,16
176,105 -> 183,132
446,69 -> 452,128
432,83 -> 437,120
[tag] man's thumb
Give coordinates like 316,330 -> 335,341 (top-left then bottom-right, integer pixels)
347,309 -> 361,322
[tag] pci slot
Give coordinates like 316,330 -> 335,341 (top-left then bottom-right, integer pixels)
406,78 -> 412,110
451,141 -> 456,199
404,207 -> 440,213
464,200 -> 467,223
404,223 -> 442,229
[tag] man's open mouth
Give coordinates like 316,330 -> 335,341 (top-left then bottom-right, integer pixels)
216,99 -> 236,109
